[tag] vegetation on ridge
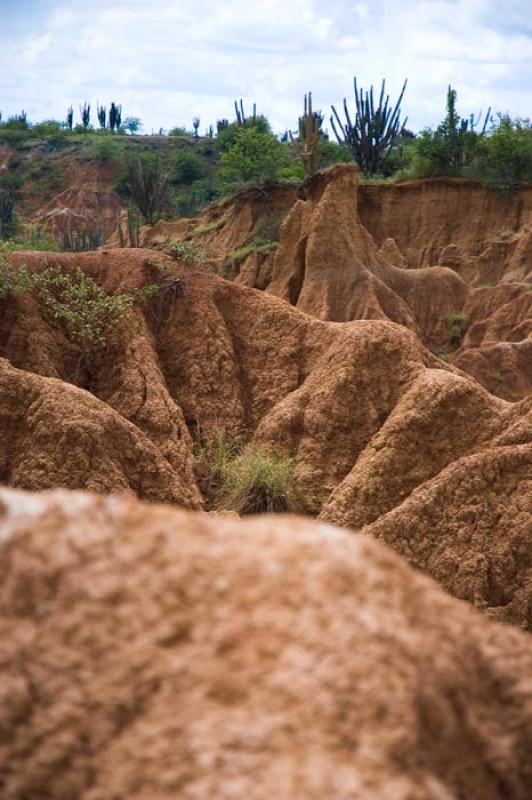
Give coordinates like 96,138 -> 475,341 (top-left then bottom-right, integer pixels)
1,82 -> 532,252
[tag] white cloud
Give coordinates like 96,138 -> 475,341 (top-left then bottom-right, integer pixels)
0,0 -> 531,134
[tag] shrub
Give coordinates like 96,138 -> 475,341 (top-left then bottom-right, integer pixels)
174,178 -> 214,217
90,135 -> 124,163
0,255 -> 32,297
168,126 -> 190,137
216,128 -> 288,194
469,116 -> 532,192
194,429 -> 244,506
33,265 -> 157,369
0,174 -> 22,241
168,239 -> 209,264
216,114 -> 272,153
170,150 -> 206,185
229,240 -> 277,263
0,223 -> 57,252
319,139 -> 354,168
195,430 -> 297,514
448,310 -> 469,343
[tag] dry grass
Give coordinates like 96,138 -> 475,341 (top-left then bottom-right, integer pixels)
194,429 -> 297,514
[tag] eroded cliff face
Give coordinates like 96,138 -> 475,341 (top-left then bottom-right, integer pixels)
1,250 -> 531,626
140,166 -> 531,401
358,177 -> 532,281
1,489 -> 532,800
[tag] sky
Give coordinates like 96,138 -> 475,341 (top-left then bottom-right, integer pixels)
0,0 -> 531,136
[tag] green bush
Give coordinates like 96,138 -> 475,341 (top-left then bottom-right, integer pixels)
468,117 -> 532,192
0,173 -> 22,240
174,178 -> 214,217
448,310 -> 469,343
0,255 -> 32,296
126,153 -> 169,224
90,135 -> 124,163
216,115 -> 272,153
33,265 -> 157,367
170,150 -> 206,185
0,223 -> 58,252
168,239 -> 210,264
216,128 -> 288,194
319,139 -> 355,168
168,126 -> 190,137
194,429 -> 244,505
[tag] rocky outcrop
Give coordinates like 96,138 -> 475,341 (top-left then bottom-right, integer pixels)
1,488 -> 532,800
1,251 -> 531,624
358,177 -> 532,277
0,358 -> 200,507
145,167 -> 531,399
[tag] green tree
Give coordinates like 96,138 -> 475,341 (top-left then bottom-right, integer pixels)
216,128 -> 287,193
216,114 -> 272,153
171,149 -> 206,185
471,116 -> 532,192
122,116 -> 142,134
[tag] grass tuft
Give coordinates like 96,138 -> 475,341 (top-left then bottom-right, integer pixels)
195,429 -> 296,514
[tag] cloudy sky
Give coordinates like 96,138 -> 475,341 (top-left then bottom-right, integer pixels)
1,0 -> 531,135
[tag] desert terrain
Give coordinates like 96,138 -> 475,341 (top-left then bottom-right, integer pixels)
1,124 -> 531,797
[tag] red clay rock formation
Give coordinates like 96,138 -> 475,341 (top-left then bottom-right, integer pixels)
0,359 -> 200,507
2,251 -> 531,624
264,166 -> 471,353
358,177 -> 532,278
1,488 -> 532,800
137,167 -> 532,398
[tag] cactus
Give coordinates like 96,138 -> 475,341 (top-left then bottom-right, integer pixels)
331,78 -> 408,175
441,86 -> 491,172
97,103 -> 106,129
217,119 -> 229,133
66,106 -> 74,130
234,100 -> 257,126
109,102 -> 122,132
80,102 -> 91,128
290,93 -> 323,178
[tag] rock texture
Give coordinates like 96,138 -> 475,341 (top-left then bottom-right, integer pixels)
147,166 -> 531,400
358,177 -> 532,280
1,488 -> 532,800
1,251 -> 531,624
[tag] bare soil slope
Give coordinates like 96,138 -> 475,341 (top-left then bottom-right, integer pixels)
144,166 -> 531,400
1,488 -> 532,800
2,250 -> 531,625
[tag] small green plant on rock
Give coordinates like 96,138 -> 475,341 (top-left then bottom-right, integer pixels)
194,429 -> 245,507
448,310 -> 469,344
0,255 -> 32,297
219,447 -> 296,514
229,240 -> 278,264
34,265 -> 157,373
169,239 -> 210,265
194,430 -> 297,514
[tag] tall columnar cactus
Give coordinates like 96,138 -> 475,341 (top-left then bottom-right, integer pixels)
330,78 -> 408,175
97,103 -> 107,129
234,100 -> 257,126
109,102 -> 122,132
80,103 -> 91,128
442,86 -> 491,172
66,106 -> 74,130
289,93 -> 323,178
193,117 -> 200,137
